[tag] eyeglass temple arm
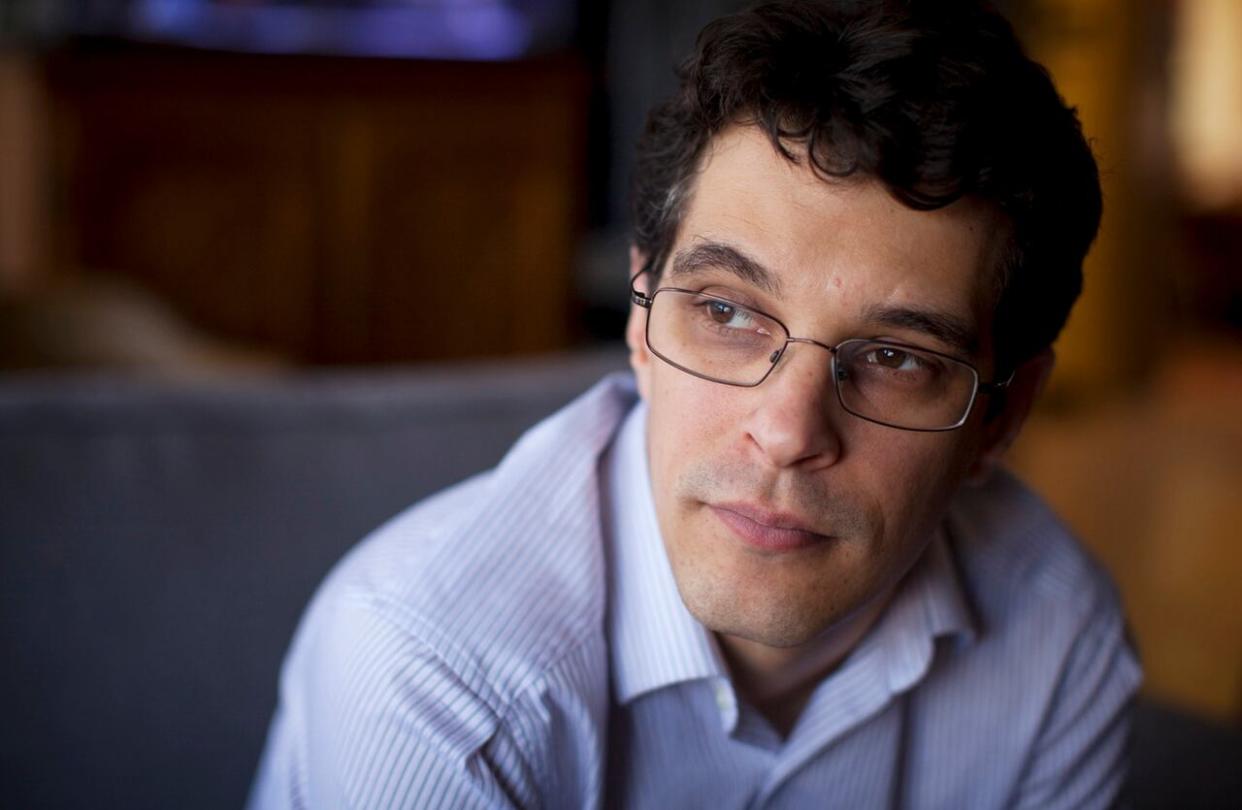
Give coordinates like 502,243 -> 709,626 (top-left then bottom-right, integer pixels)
978,368 -> 1016,393
629,267 -> 654,308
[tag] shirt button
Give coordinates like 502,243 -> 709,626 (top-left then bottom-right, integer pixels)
714,682 -> 733,712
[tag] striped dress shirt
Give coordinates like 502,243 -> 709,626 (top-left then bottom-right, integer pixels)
249,373 -> 1141,809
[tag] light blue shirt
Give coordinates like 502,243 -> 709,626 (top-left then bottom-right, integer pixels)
249,373 -> 1140,809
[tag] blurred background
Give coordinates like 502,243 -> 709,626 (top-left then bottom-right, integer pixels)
0,0 -> 1238,729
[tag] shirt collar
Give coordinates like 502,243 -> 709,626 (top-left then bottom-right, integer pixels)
604,400 -> 977,705
606,402 -> 727,705
861,526 -> 978,696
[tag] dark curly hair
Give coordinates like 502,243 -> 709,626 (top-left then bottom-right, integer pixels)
631,0 -> 1102,372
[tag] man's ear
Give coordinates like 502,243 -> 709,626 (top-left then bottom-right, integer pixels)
626,245 -> 652,401
967,348 -> 1054,483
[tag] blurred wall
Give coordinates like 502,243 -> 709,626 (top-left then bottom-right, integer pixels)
1007,0 -> 1242,724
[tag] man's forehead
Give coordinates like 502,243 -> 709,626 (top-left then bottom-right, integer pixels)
690,127 -> 1008,258
691,126 -> 1004,226
683,128 -> 1008,281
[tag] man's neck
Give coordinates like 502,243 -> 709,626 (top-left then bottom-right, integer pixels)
716,586 -> 895,738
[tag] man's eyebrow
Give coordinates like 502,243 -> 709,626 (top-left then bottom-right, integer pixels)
668,244 -> 977,353
863,305 -> 979,356
668,241 -> 782,295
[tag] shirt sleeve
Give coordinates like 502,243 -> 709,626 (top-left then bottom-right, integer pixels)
247,588 -> 532,810
1009,599 -> 1143,810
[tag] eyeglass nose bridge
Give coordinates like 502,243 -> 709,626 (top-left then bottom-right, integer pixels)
768,335 -> 842,366
764,336 -> 852,389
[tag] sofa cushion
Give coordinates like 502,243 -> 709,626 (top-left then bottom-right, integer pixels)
0,350 -> 625,810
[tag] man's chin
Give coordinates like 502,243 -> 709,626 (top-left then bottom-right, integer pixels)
717,623 -> 826,650
679,584 -> 842,650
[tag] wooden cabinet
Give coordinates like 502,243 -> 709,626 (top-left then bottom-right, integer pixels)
44,47 -> 587,364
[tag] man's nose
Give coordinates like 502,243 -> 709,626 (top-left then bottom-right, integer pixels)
741,343 -> 844,470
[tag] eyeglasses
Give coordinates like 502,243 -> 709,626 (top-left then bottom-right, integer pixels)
630,276 -> 1012,432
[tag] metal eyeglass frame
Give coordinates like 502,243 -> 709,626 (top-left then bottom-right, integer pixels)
629,270 -> 1014,432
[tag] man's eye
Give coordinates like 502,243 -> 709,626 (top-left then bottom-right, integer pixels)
854,345 -> 942,379
870,346 -> 918,370
708,301 -> 738,324
704,300 -> 754,328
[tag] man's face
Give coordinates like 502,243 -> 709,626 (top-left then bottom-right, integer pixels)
628,125 -> 1015,649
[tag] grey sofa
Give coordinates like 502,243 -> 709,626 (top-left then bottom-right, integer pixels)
1,349 -> 1237,809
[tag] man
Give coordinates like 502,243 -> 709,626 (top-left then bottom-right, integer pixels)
250,2 -> 1140,807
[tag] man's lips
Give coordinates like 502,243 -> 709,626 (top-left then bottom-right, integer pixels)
708,503 -> 832,553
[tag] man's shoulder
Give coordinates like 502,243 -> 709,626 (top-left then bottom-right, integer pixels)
304,373 -> 637,708
947,469 -> 1122,625
927,470 -> 1141,808
260,373 -> 635,807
